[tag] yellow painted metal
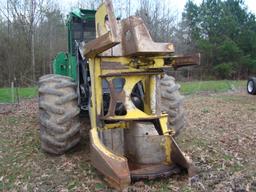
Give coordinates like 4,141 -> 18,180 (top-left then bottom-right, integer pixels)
86,0 -> 182,187
100,57 -> 165,75
165,136 -> 172,163
95,3 -> 108,37
122,75 -> 145,109
88,57 -> 102,128
149,75 -> 156,114
99,57 -> 166,119
143,76 -> 151,114
95,58 -> 103,119
89,47 -> 174,162
104,122 -> 127,129
88,58 -> 96,129
159,116 -> 173,163
101,74 -> 169,121
89,49 -> 174,166
101,57 -> 131,64
159,116 -> 172,135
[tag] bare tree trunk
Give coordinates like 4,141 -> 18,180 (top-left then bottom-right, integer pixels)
31,29 -> 35,81
49,22 -> 53,74
7,1 -> 11,86
31,0 -> 36,82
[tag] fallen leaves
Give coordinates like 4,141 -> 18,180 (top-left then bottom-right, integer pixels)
178,91 -> 256,191
0,92 -> 255,191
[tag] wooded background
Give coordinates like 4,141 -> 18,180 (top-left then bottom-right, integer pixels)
0,0 -> 256,87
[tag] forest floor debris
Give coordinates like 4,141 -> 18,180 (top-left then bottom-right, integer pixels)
0,91 -> 255,191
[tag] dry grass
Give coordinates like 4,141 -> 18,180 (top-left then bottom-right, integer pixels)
0,91 -> 255,191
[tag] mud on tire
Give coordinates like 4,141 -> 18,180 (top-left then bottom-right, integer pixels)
160,75 -> 186,136
38,74 -> 81,154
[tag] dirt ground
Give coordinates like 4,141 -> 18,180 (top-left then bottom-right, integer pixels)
0,91 -> 256,192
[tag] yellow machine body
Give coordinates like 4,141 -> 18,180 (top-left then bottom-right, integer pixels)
81,0 -> 196,189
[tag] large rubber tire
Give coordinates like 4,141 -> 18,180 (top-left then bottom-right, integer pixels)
247,77 -> 256,95
38,74 -> 81,155
160,75 -> 186,136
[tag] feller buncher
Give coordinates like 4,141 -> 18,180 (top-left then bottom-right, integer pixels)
38,0 -> 199,189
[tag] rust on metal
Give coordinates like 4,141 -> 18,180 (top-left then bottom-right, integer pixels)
121,16 -> 175,56
167,53 -> 201,69
100,116 -> 161,121
100,70 -> 164,77
90,130 -> 130,190
99,0 -> 120,39
171,137 -> 197,177
101,61 -> 129,70
84,32 -> 119,57
130,164 -> 180,181
84,0 -> 120,57
104,79 -> 126,117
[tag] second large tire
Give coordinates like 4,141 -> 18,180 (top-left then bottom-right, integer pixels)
247,77 -> 256,95
160,75 -> 186,136
38,74 -> 81,154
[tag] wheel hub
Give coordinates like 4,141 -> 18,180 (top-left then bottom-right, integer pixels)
248,80 -> 254,93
